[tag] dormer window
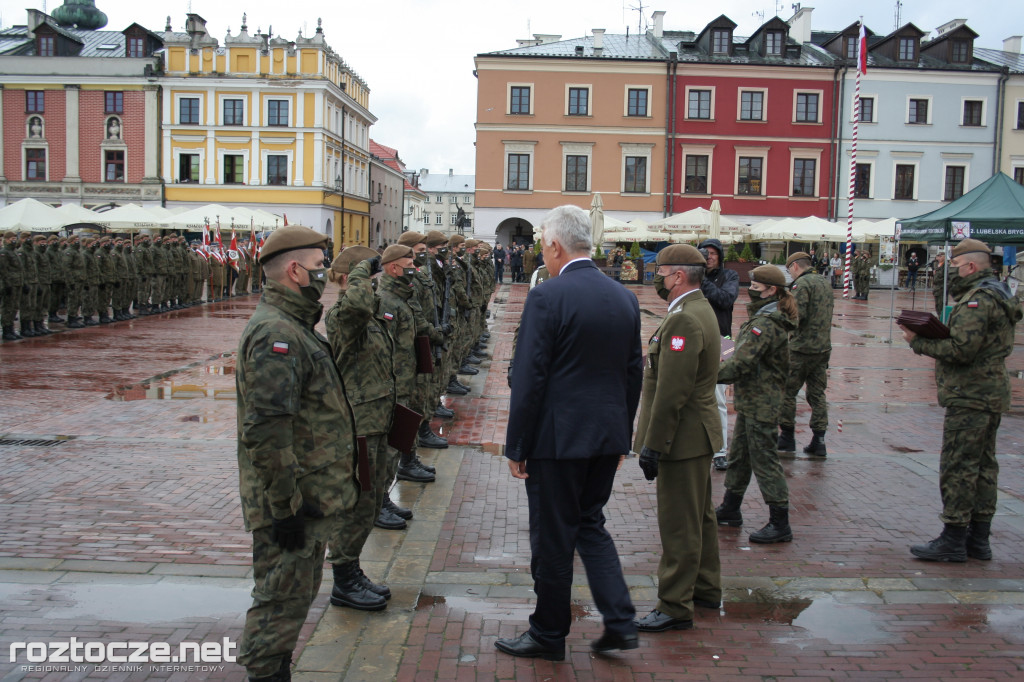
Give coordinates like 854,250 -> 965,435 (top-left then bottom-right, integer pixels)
766,31 -> 783,56
951,39 -> 970,63
712,29 -> 730,54
846,36 -> 858,59
898,36 -> 916,61
38,35 -> 55,56
128,37 -> 145,58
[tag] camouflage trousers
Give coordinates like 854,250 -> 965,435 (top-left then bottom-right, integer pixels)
939,406 -> 1000,526
34,285 -> 50,323
934,294 -> 949,320
1,287 -> 21,327
724,412 -> 789,507
327,434 -> 392,565
238,515 -> 330,678
49,282 -> 63,316
149,275 -> 164,306
65,282 -> 82,318
21,285 -> 37,324
780,350 -> 830,432
854,275 -> 869,298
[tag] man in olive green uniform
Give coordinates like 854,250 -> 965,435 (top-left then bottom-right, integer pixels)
853,251 -> 871,300
135,234 -> 153,314
82,237 -> 103,325
148,235 -> 165,312
633,244 -> 722,633
62,235 -> 86,328
448,235 -> 477,378
47,235 -> 64,324
1,231 -> 25,340
18,234 -> 40,337
112,239 -> 131,320
210,247 -> 226,302
932,251 -> 950,318
324,246 -> 395,612
424,231 -> 466,399
236,225 -> 359,682
777,252 -> 834,457
96,237 -> 115,323
236,243 -> 251,296
31,235 -> 53,334
902,239 -> 1022,562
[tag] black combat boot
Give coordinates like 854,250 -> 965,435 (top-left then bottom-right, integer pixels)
353,561 -> 391,600
68,316 -> 86,329
330,562 -> 386,611
803,431 -> 827,458
374,504 -> 407,530
446,379 -> 469,395
35,321 -> 52,335
2,325 -> 18,341
910,524 -> 968,562
966,520 -> 992,560
48,314 -> 62,324
84,316 -> 99,326
412,452 -> 436,474
247,653 -> 292,682
457,362 -> 479,375
463,354 -> 482,365
98,312 -> 112,324
776,426 -> 796,453
382,492 -> 413,520
749,505 -> 793,543
20,322 -> 36,337
418,423 -> 449,449
434,403 -> 455,419
715,490 -> 744,527
397,452 -> 435,483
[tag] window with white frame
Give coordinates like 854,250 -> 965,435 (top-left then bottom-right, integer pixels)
737,157 -> 763,195
567,86 -> 590,116
503,141 -> 536,192
268,100 -> 289,127
223,154 -> 245,184
1017,101 -> 1024,129
944,165 -> 966,201
898,37 -> 917,61
854,163 -> 872,198
894,164 -> 916,200
685,155 -> 709,194
178,153 -> 200,183
859,96 -> 875,123
565,155 -> 588,192
223,99 -> 245,126
765,31 -> 783,55
962,100 -> 984,127
179,97 -> 200,124
908,98 -> 929,124
739,90 -> 765,121
620,143 -> 653,194
688,89 -> 712,119
267,155 -> 288,185
509,84 -> 532,115
792,159 -> 816,196
627,87 -> 649,117
795,92 -> 820,123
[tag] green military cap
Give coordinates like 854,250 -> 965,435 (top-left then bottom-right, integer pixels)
32,234 -> 47,242
951,238 -> 991,258
397,231 -> 426,247
448,234 -> 466,247
751,264 -> 786,287
424,230 -> 448,247
478,242 -> 492,252
258,225 -> 327,264
786,251 -> 812,266
330,245 -> 378,276
465,238 -> 481,248
656,244 -> 705,266
381,244 -> 413,264
3,231 -> 17,239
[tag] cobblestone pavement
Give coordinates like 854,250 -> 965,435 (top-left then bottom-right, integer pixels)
1,280 -> 1023,681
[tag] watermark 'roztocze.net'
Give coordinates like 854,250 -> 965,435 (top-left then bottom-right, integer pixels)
10,637 -> 237,664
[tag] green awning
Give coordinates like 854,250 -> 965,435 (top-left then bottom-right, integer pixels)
896,172 -> 1024,244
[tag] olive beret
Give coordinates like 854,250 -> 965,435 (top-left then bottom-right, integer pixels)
951,238 -> 991,258
32,234 -> 47,241
258,225 -> 327,264
786,252 -> 812,266
751,265 -> 787,287
397,231 -> 426,247
465,239 -> 481,248
381,244 -> 413,264
424,230 -> 448,247
3,231 -> 17,239
656,244 -> 706,266
448,234 -> 466,247
330,245 -> 379,276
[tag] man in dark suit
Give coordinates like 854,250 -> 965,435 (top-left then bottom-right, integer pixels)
496,205 -> 643,661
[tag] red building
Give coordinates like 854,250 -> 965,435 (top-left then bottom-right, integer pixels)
669,14 -> 838,220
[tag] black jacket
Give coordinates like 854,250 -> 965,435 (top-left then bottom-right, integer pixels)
697,239 -> 740,338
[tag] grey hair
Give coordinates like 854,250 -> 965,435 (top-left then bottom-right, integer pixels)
540,205 -> 593,255
664,264 -> 705,285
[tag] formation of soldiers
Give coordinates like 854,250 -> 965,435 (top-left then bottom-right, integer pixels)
0,230 -> 263,341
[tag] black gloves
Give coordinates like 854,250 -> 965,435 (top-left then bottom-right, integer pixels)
639,447 -> 661,481
270,501 -> 324,551
440,322 -> 453,336
366,256 -> 382,277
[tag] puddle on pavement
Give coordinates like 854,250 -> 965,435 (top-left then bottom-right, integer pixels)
107,361 -> 237,402
417,594 -> 591,622
21,580 -> 252,623
746,594 -> 888,645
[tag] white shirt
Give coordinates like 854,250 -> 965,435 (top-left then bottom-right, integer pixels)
668,287 -> 699,312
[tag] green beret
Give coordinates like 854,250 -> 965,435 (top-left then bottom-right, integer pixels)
330,245 -> 378,276
259,225 -> 327,264
656,244 -> 705,266
424,230 -> 448,247
751,265 -> 786,287
951,238 -> 991,258
397,231 -> 426,247
465,239 -> 481,248
381,244 -> 413,264
786,251 -> 812,266
448,234 -> 466,247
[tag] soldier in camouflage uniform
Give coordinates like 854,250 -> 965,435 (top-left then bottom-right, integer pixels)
424,231 -> 467,399
18,234 -> 40,337
176,237 -> 191,307
324,246 -> 395,611
777,252 -> 834,457
31,235 -> 53,335
1,231 -> 25,340
148,235 -> 165,312
716,265 -> 799,543
61,235 -> 86,328
236,225 -> 359,682
47,235 -> 64,324
447,235 -> 477,380
94,237 -> 114,323
82,237 -> 102,325
932,251 -> 950,318
901,239 -> 1022,562
134,234 -> 152,314
112,238 -> 131,320
852,250 -> 871,300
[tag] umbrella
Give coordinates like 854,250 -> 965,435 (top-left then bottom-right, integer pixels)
56,204 -> 106,228
0,198 -> 64,232
710,200 -> 722,240
94,204 -> 166,231
589,193 -> 604,247
649,206 -> 749,240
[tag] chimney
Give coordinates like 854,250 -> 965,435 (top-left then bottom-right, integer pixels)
420,168 -> 429,177
652,11 -> 665,40
787,6 -> 814,44
449,169 -> 453,177
1005,35 -> 1023,54
592,28 -> 605,55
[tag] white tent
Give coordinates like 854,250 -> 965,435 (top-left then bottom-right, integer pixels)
650,206 -> 751,243
56,203 -> 106,227
750,216 -> 867,242
94,204 -> 166,231
0,198 -> 64,232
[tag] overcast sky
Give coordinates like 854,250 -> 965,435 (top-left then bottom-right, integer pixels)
10,1 -> 1024,176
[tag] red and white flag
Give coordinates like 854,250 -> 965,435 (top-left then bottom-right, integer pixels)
202,220 -> 211,248
215,220 -> 224,250
858,23 -> 868,75
228,228 -> 239,271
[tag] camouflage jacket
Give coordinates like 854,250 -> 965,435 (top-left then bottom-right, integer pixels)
469,257 -> 487,306
113,247 -> 130,281
151,244 -> 168,276
449,257 -> 472,311
61,245 -> 84,285
789,269 -> 833,354
47,243 -> 63,284
189,250 -> 204,281
325,259 -> 396,436
0,244 -> 23,287
236,280 -> 359,532
96,247 -> 117,285
375,275 -> 418,403
633,290 -> 722,460
932,260 -> 949,300
910,269 -> 1022,413
135,243 -> 152,279
718,297 -> 797,421
853,258 -> 870,278
18,244 -> 38,285
33,244 -> 51,285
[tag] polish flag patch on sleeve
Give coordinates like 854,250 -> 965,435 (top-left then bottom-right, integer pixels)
383,312 -> 394,321
752,327 -> 762,336
967,301 -> 979,308
670,336 -> 686,351
272,341 -> 289,354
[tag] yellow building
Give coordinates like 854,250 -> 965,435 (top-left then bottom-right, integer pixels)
159,14 -> 376,250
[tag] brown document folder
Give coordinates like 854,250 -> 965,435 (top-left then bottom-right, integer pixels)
388,403 -> 423,455
356,436 -> 372,492
896,310 -> 950,339
414,336 -> 434,374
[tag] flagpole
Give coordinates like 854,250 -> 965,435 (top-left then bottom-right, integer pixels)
844,19 -> 865,299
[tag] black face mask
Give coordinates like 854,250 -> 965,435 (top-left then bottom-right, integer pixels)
436,247 -> 448,258
297,264 -> 327,302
